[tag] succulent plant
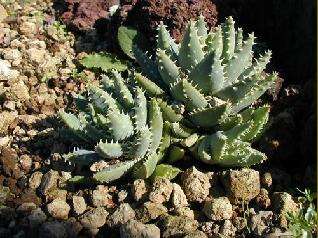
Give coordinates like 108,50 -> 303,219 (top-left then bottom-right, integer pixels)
59,70 -> 170,183
118,15 -> 277,167
60,16 -> 277,183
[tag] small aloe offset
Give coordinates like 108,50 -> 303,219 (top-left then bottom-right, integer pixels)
59,70 -> 168,183
118,15 -> 277,167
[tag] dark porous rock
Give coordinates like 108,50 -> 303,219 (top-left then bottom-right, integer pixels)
0,228 -> 11,237
0,206 -> 15,227
64,217 -> 83,237
14,188 -> 42,206
136,201 -> 168,223
0,147 -> 22,179
120,219 -> 160,238
107,203 -> 135,228
79,207 -> 108,230
221,169 -> 260,204
271,192 -> 299,229
248,211 -> 274,236
38,170 -> 59,196
159,215 -> 198,238
259,111 -> 296,164
255,188 -> 271,209
16,202 -> 37,216
148,178 -> 173,204
181,167 -> 211,203
28,208 -> 47,228
268,168 -> 292,191
184,230 -> 208,238
39,221 -> 68,238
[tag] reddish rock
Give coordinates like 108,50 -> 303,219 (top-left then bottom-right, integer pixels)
0,147 -> 22,179
60,0 -> 119,31
122,0 -> 218,44
14,188 -> 42,206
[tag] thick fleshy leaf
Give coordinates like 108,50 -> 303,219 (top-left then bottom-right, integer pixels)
171,122 -> 193,138
239,105 -> 270,142
157,99 -> 183,122
206,26 -> 223,58
80,53 -> 128,72
224,33 -> 254,86
117,26 -> 145,59
131,153 -> 161,179
96,141 -> 123,159
62,149 -> 100,166
216,73 -> 276,113
157,23 -> 179,60
167,146 -> 185,163
107,109 -> 134,141
93,159 -> 139,183
195,131 -> 267,166
128,126 -> 152,159
111,70 -> 134,108
240,50 -> 272,80
148,99 -> 163,154
235,28 -> 243,52
87,85 -> 121,113
188,103 -> 230,128
134,87 -> 147,131
134,73 -> 164,96
157,49 -> 181,86
133,46 -> 161,82
178,21 -> 204,71
182,79 -> 208,109
221,16 -> 236,62
189,51 -> 225,94
217,139 -> 267,167
196,15 -> 208,39
151,164 -> 181,180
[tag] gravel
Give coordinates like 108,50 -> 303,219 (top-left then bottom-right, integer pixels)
28,208 -> 47,228
79,207 -> 108,229
47,199 -> 71,220
137,201 -> 168,223
39,170 -> 59,196
107,203 -> 136,227
181,167 -> 211,203
39,221 -> 68,238
203,197 -> 233,221
28,171 -> 43,189
221,168 -> 260,204
171,183 -> 188,208
272,192 -> 299,228
120,220 -> 160,238
160,215 -> 199,238
131,179 -> 148,201
91,185 -> 114,208
248,211 -> 274,236
72,195 -> 87,215
149,178 -> 173,204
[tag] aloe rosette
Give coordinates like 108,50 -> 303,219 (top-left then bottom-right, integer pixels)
118,15 -> 277,167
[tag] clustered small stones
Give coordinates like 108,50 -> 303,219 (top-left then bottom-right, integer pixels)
0,163 -> 298,237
